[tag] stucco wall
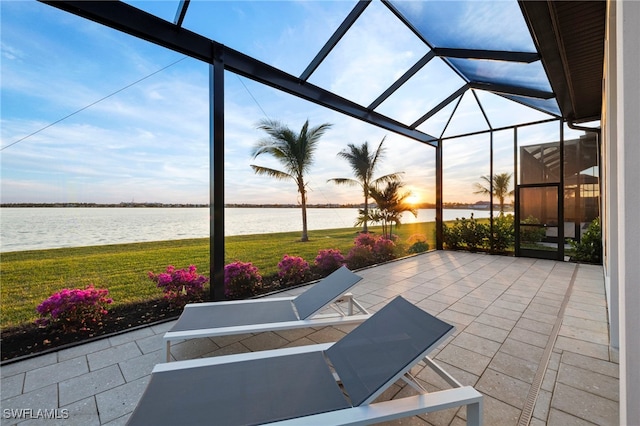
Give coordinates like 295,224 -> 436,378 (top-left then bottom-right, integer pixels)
608,1 -> 640,424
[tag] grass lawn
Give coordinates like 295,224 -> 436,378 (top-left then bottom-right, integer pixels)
0,222 -> 436,329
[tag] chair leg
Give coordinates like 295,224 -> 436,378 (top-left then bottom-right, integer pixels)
466,400 -> 483,426
347,294 -> 354,315
166,341 -> 171,363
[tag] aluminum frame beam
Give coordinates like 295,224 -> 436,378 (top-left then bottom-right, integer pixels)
299,0 -> 371,82
174,0 -> 190,27
368,51 -> 436,110
411,85 -> 469,129
432,48 -> 540,63
40,0 -> 438,146
468,82 -> 554,100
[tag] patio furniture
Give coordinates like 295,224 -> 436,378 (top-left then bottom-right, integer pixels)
164,265 -> 369,361
128,296 -> 483,425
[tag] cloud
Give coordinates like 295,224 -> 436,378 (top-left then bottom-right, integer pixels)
1,0 -> 569,206
308,1 -> 428,106
1,42 -> 23,61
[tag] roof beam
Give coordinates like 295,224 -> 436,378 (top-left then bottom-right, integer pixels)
411,85 -> 468,129
382,0 -> 433,48
174,0 -> 190,27
469,81 -> 554,99
39,0 -> 437,145
299,0 -> 371,82
368,51 -> 435,110
432,48 -> 540,63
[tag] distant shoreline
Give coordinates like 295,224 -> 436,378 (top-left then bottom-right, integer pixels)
0,202 -> 495,210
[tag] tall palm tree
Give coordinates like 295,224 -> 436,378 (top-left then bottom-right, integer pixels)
368,179 -> 417,239
250,119 -> 332,242
473,172 -> 514,214
327,137 -> 402,233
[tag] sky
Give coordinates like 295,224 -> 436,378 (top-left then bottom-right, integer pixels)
0,0 -> 588,206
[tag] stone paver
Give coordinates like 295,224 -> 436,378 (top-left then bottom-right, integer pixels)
550,383 -> 618,425
0,251 -> 618,425
58,364 -> 125,406
23,357 -> 88,392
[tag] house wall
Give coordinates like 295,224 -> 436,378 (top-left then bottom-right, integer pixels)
603,0 -> 619,352
604,1 -> 640,423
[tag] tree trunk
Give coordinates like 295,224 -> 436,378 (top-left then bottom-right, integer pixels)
363,197 -> 369,233
299,181 -> 309,242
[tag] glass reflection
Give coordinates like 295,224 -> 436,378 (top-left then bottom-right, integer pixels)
388,0 -> 536,52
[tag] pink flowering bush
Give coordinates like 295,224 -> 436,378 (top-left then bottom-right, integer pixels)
278,255 -> 310,286
353,233 -> 378,248
345,244 -> 377,270
35,285 -> 113,332
314,249 -> 345,275
224,261 -> 262,299
148,265 -> 208,308
372,237 -> 397,262
346,233 -> 398,269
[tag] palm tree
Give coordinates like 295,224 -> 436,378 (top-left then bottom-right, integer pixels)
368,179 -> 417,239
327,137 -> 402,233
250,119 -> 332,242
473,172 -> 514,214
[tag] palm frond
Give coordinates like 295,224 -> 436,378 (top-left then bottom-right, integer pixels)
370,136 -> 387,172
250,165 -> 293,181
372,172 -> 404,187
326,178 -> 360,187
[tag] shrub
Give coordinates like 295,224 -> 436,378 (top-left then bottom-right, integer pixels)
277,255 -> 310,286
345,244 -> 377,270
568,218 -> 602,264
520,215 -> 547,244
407,233 -> 427,246
345,233 -> 398,269
407,233 -> 429,254
148,265 -> 208,308
489,214 -> 514,252
459,214 -> 489,251
443,221 -> 463,250
353,233 -> 378,248
314,249 -> 345,275
444,214 -> 489,251
373,237 -> 397,262
408,241 -> 430,254
35,285 -> 113,332
224,261 -> 262,299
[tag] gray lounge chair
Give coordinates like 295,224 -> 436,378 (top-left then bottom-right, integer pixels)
129,296 -> 483,425
164,265 -> 369,361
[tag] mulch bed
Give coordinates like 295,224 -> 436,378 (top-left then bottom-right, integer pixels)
0,275 -> 319,364
1,299 -> 182,363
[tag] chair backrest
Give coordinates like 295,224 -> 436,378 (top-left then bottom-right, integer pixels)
325,296 -> 455,406
292,266 -> 363,319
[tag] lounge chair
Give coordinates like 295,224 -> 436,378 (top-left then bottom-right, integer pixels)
164,266 -> 369,361
128,296 -> 483,425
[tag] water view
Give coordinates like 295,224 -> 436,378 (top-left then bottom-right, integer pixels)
0,207 -> 490,253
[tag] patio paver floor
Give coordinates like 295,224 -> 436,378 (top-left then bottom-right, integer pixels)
0,251 -> 618,425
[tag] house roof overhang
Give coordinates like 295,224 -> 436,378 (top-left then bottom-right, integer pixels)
519,0 -> 606,124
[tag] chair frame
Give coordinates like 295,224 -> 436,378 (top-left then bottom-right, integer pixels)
141,341 -> 482,425
164,266 -> 369,361
131,297 -> 483,425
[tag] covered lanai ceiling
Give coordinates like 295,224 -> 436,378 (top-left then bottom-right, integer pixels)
39,0 -> 604,147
